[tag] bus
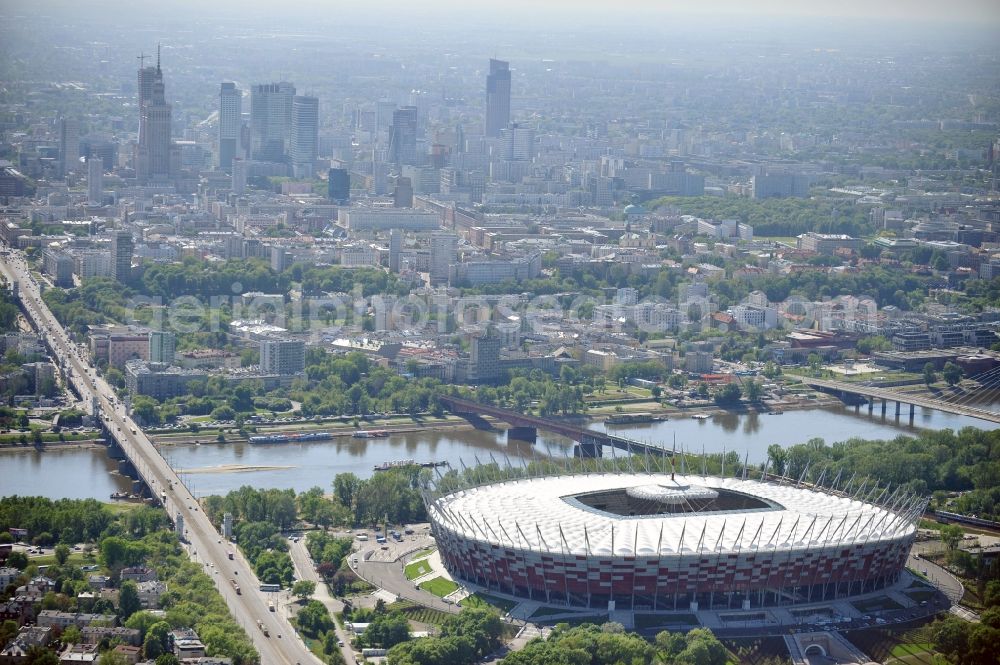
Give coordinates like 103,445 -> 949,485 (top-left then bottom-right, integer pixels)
260,583 -> 280,592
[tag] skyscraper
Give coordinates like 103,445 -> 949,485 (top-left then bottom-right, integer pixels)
430,232 -> 457,286
111,230 -> 133,283
136,48 -> 172,182
485,59 -> 511,138
218,82 -> 242,170
328,168 -> 350,203
58,118 -> 79,178
389,106 -> 418,166
87,156 -> 103,204
290,95 -> 319,178
250,82 -> 295,163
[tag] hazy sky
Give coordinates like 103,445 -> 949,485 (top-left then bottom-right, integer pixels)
4,0 -> 1000,25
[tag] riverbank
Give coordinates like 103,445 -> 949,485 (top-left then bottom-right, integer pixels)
0,438 -> 105,452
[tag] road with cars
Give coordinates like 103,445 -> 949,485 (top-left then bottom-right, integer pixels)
0,248 -> 318,665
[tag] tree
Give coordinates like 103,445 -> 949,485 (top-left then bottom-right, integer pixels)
154,656 -> 180,665
118,580 -> 141,621
96,652 -> 129,665
362,611 -> 410,649
940,524 -> 964,551
743,380 -> 762,403
292,580 -> 316,601
61,625 -> 82,644
807,353 -> 822,372
54,543 -> 70,565
7,551 -> 28,570
295,600 -> 333,637
923,362 -> 937,386
24,646 -> 59,665
143,621 -> 171,660
713,383 -> 742,407
767,444 -> 787,476
333,473 -> 361,511
942,362 -> 963,387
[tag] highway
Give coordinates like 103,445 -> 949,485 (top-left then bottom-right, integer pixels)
0,249 -> 317,665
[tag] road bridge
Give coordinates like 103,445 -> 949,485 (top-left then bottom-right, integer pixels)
0,250 -> 319,665
801,377 -> 1000,424
439,394 -> 671,458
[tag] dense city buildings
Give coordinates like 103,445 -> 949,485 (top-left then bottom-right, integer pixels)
1,9 -> 999,662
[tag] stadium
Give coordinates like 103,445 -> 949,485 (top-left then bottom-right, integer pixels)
426,469 -> 925,610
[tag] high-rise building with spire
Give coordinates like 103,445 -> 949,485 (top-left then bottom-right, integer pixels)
485,59 -> 511,138
136,46 -> 173,182
218,82 -> 242,170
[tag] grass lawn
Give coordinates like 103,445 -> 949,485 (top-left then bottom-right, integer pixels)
410,547 -> 436,560
389,600 -> 454,626
887,643 -> 948,665
31,552 -> 92,567
103,501 -> 144,514
404,559 -> 433,580
460,593 -> 518,614
418,577 -> 460,597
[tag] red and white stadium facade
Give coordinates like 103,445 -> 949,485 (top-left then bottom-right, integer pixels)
427,473 -> 925,610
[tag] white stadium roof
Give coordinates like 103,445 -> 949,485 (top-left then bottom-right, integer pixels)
428,473 -> 918,557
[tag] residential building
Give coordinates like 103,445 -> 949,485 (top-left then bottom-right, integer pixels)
430,233 -> 457,285
259,338 -> 305,376
123,360 -> 206,399
685,351 -> 714,374
340,210 -> 440,232
43,250 -> 74,288
752,173 -> 810,199
468,328 -> 501,384
36,612 -> 116,630
111,230 -> 133,283
170,629 -> 206,659
796,232 -> 864,255
148,331 -> 175,364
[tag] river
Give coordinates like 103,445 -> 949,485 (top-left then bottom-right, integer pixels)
1,403 -> 996,500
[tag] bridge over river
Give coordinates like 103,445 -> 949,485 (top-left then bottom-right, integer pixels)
801,377 -> 1000,424
439,394 -> 672,458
